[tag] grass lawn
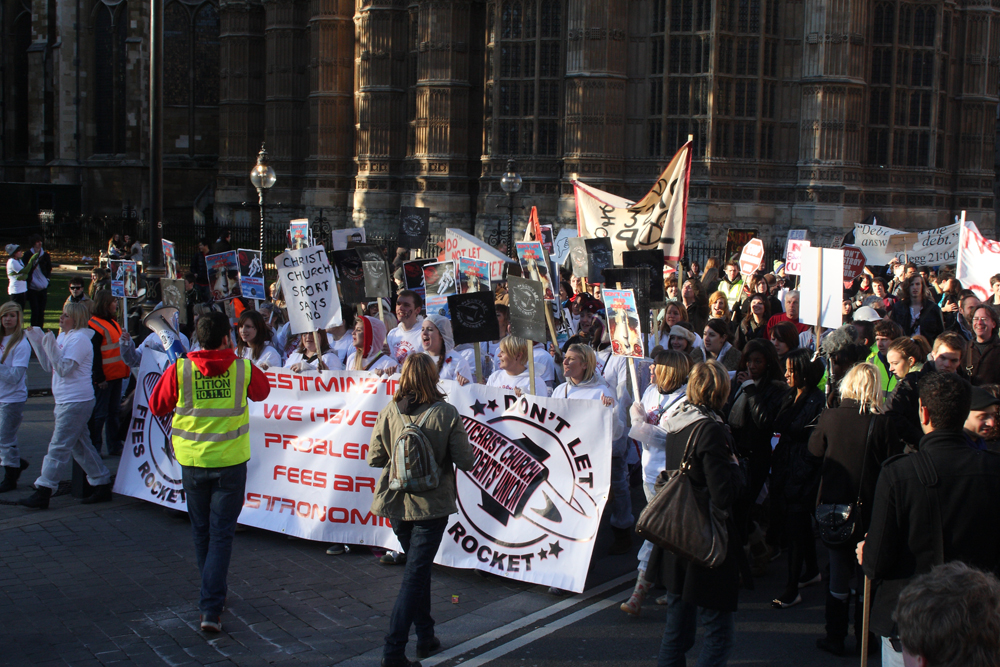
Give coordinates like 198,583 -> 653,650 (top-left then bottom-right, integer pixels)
1,268 -> 88,330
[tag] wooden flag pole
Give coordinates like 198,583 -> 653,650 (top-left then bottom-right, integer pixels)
313,330 -> 327,371
544,304 -> 560,352
814,250 -> 824,353
860,576 -> 872,667
377,298 -> 386,329
628,357 -> 641,401
474,344 -> 484,384
527,341 -> 536,396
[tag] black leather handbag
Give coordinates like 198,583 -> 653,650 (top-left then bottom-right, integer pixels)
635,422 -> 730,569
814,416 -> 876,547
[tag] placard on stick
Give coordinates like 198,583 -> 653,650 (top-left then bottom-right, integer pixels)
603,289 -> 644,358
398,206 -> 430,250
363,259 -> 390,299
603,267 -> 653,334
567,237 -> 588,278
332,249 -> 367,305
206,250 -> 240,301
162,278 -> 188,324
506,276 -> 547,342
584,238 -> 614,284
237,248 -> 266,300
448,292 -> 500,345
622,249 -> 665,304
798,246 -> 844,330
276,245 -> 343,335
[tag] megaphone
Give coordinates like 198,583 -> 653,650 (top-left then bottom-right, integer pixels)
143,306 -> 187,363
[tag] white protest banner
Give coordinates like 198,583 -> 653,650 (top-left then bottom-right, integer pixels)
553,228 -> 578,265
853,222 -> 960,266
445,228 -> 513,282
114,364 -> 613,593
799,246 -> 844,330
785,239 -> 810,276
574,141 -> 691,264
276,245 -> 342,335
957,219 -> 1000,301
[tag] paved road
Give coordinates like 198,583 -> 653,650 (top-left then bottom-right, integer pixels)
0,394 -> 879,667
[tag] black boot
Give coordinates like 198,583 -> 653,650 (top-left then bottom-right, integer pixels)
0,458 -> 29,493
18,485 -> 52,510
608,527 -> 632,555
81,483 -> 113,505
816,592 -> 849,655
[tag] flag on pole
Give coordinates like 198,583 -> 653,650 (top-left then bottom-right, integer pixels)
573,140 -> 691,263
956,218 -> 1000,301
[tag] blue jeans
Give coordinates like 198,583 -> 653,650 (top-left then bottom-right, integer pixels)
608,454 -> 633,530
384,516 -> 448,661
36,400 -> 111,489
182,462 -> 247,619
658,593 -> 735,667
0,401 -> 25,467
88,378 -> 123,455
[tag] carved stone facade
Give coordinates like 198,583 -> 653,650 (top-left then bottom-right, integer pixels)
3,0 -> 998,243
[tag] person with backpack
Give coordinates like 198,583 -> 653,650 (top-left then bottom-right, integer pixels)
367,353 -> 475,667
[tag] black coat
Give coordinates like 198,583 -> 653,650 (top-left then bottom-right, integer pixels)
650,416 -> 746,612
727,378 -> 788,494
883,368 -> 929,450
191,252 -> 209,285
889,298 -> 944,343
807,399 -> 901,535
862,429 -> 1000,636
771,388 -> 825,511
969,336 -> 1000,386
735,317 -> 767,351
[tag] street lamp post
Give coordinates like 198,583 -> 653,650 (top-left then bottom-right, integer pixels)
498,159 -> 522,258
250,143 -> 277,253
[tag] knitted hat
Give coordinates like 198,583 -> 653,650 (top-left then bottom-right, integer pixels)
668,324 -> 696,344
423,314 -> 455,354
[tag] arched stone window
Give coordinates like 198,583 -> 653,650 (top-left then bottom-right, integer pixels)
93,0 -> 128,154
163,0 -> 219,157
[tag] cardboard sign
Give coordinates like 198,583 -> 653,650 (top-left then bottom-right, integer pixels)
886,233 -> 919,255
726,229 -> 758,262
403,258 -> 435,300
787,229 -> 808,241
276,245 -> 343,335
332,249 -> 367,305
237,248 -> 266,300
445,228 -> 513,282
516,241 -> 556,301
841,245 -> 866,281
798,247 -> 844,330
458,257 -> 491,293
331,228 -> 366,251
289,219 -> 310,250
423,260 -> 458,318
162,239 -> 179,280
448,292 -> 500,345
603,289 -> 644,358
109,260 -> 125,297
584,238 -> 614,285
363,259 -> 390,300
506,276 -> 547,342
398,206 -> 430,250
622,249 -> 665,304
567,237 -> 588,278
854,223 -> 959,265
603,267 -> 653,335
206,251 -> 240,301
554,229 -> 578,266
161,278 -> 188,324
785,239 -> 811,276
739,238 -> 765,276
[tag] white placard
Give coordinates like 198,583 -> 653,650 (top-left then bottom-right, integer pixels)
798,247 -> 844,330
785,239 -> 810,276
276,245 -> 343,335
331,228 -> 367,251
445,228 -> 514,282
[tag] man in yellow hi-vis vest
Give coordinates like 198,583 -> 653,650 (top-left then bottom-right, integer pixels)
150,311 -> 269,633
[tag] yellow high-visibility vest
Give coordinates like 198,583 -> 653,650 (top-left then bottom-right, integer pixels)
171,358 -> 251,468
867,345 -> 898,396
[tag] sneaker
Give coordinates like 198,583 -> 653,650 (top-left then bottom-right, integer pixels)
771,593 -> 802,609
326,543 -> 347,555
380,550 -> 406,565
200,615 -> 222,632
798,572 -> 822,588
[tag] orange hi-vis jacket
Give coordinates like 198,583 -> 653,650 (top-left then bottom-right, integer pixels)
89,316 -> 130,381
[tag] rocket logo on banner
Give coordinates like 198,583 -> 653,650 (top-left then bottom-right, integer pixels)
574,141 -> 691,263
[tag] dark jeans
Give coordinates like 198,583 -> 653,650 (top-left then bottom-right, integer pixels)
182,462 -> 247,619
658,593 -> 735,667
9,292 -> 26,309
26,288 -> 47,328
88,378 -> 123,455
384,516 -> 448,661
782,510 -> 818,598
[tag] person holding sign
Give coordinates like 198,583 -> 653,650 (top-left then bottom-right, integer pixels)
420,316 -> 471,385
235,311 -> 282,370
348,315 -> 398,374
368,354 -> 475,667
148,311 -> 271,632
285,329 -> 342,372
486,336 -> 549,396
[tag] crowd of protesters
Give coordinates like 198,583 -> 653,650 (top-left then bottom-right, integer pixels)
4,230 -> 1000,667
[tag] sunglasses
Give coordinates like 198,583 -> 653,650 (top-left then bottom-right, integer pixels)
70,286 -> 83,290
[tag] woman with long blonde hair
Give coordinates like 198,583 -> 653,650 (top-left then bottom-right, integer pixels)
0,302 -> 31,492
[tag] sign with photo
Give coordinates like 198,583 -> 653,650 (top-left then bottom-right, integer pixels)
398,206 -> 430,250
603,289 -> 644,358
603,267 -> 653,335
516,241 -> 556,301
109,260 -> 125,297
237,248 -> 266,300
458,257 -> 491,294
448,292 -> 500,345
289,219 -> 310,250
506,275 -> 547,342
403,258 -> 435,300
206,250 -> 241,301
423,260 -> 458,318
162,239 -> 179,280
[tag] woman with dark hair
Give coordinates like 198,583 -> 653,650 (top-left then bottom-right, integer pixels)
654,361 -> 745,666
769,349 -> 826,609
700,259 -> 720,295
889,274 -> 944,342
883,336 -> 932,450
704,318 -> 741,371
368,353 -> 475,667
769,320 -> 800,364
850,273 -> 873,308
736,293 -> 771,351
236,310 -> 281,369
936,274 -> 963,327
681,279 -> 710,337
727,339 -> 788,538
87,290 -> 129,457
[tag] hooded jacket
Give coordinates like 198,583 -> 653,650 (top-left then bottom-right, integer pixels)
149,348 -> 271,417
347,315 -> 397,372
552,372 -> 626,443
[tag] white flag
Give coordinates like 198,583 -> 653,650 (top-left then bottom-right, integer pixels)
957,219 -> 1000,301
574,141 -> 691,263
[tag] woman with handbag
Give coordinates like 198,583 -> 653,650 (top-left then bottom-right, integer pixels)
808,363 -> 901,656
367,353 -> 475,667
651,360 -> 746,667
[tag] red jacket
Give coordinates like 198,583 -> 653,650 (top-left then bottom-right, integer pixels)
149,348 -> 271,416
765,312 -> 811,339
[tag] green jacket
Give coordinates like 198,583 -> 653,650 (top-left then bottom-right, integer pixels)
867,344 -> 898,396
369,400 -> 475,521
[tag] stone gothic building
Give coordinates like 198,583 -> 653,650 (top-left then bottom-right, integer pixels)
2,0 -> 998,244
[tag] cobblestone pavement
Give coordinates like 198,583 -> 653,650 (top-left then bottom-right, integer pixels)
0,395 -> 631,667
